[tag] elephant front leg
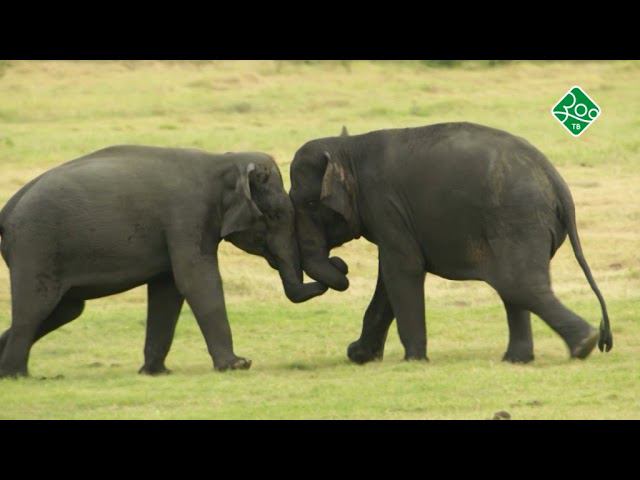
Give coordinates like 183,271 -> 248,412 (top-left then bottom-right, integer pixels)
139,274 -> 184,375
348,261 -> 395,364
379,245 -> 428,362
170,247 -> 251,372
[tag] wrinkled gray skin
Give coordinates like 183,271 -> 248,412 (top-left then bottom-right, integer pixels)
0,145 -> 327,378
290,123 -> 612,364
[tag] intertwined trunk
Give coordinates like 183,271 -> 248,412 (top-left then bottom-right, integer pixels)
272,230 -> 328,303
296,210 -> 349,291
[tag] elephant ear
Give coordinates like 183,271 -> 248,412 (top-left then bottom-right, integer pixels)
320,151 -> 360,237
221,163 -> 263,238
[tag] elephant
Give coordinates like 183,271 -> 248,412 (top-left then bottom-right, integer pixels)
289,122 -> 613,364
0,145 -> 330,378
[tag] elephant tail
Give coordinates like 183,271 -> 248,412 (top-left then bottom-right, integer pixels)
553,174 -> 612,353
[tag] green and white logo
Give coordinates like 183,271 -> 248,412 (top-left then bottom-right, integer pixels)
551,86 -> 601,137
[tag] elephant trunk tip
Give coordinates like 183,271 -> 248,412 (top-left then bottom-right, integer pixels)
283,281 -> 328,303
330,277 -> 349,292
302,256 -> 350,292
328,256 -> 349,275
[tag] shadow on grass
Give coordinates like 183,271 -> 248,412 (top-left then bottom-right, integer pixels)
272,356 -> 353,372
6,341 -> 605,384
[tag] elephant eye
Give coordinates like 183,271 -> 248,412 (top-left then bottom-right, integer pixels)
307,200 -> 319,208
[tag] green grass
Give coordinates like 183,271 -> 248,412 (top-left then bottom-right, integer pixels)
0,61 -> 639,419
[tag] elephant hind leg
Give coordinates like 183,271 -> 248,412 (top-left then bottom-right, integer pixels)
0,330 -> 9,360
0,297 -> 85,360
34,297 -> 85,342
487,232 -> 597,360
0,271 -> 63,378
496,280 -> 596,359
525,290 -> 597,359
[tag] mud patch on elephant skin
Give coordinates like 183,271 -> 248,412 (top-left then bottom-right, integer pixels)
486,156 -> 509,205
127,223 -> 148,243
467,238 -> 490,265
35,273 -> 57,295
531,167 -> 556,208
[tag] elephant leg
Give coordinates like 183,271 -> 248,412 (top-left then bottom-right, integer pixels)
169,245 -> 250,372
0,330 -> 8,359
139,274 -> 184,376
496,273 -> 597,359
0,270 -> 62,378
525,290 -> 598,359
491,236 -> 597,359
379,246 -> 427,362
0,297 -> 84,358
348,261 -> 394,364
34,297 -> 85,342
501,301 -> 534,363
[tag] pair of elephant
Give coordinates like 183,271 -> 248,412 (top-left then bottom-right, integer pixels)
0,122 -> 612,378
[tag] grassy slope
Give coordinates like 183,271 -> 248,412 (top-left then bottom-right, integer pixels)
0,60 -> 638,419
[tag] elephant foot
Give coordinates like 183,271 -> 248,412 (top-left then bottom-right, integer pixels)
215,356 -> 252,372
502,350 -> 534,364
347,340 -> 384,364
570,328 -> 599,360
138,364 -> 172,376
0,367 -> 28,379
404,354 -> 429,362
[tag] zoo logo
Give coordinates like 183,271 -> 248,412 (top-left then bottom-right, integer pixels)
551,86 -> 601,137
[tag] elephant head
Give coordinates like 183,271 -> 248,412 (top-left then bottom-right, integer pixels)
288,128 -> 358,292
221,158 -> 328,303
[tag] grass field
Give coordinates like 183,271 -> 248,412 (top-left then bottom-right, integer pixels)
0,60 -> 638,419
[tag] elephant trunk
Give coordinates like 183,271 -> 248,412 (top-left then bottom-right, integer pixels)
273,235 -> 328,303
296,211 -> 350,291
302,254 -> 349,292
